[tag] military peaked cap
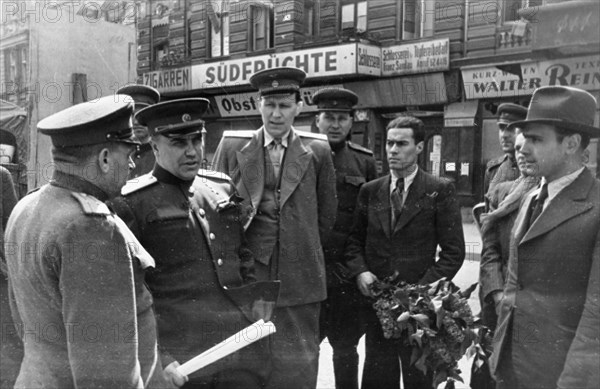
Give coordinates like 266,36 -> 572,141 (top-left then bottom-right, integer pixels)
117,84 -> 160,110
38,95 -> 137,147
497,103 -> 527,126
136,98 -> 210,138
312,88 -> 358,112
249,67 -> 306,97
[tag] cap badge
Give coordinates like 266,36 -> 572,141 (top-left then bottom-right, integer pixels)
182,113 -> 192,122
272,80 -> 279,88
332,100 -> 338,106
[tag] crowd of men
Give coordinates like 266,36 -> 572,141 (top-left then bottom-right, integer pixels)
0,65 -> 598,389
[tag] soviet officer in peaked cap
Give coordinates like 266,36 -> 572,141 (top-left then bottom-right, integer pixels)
213,67 -> 338,389
4,95 -> 171,388
117,84 -> 161,178
312,87 -> 377,389
110,98 -> 279,389
484,103 -> 528,207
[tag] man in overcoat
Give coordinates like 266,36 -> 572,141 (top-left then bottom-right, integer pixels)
345,116 -> 465,389
312,87 -> 377,389
111,98 -> 278,389
212,67 -> 337,389
483,103 -> 527,207
490,86 -> 600,389
4,96 -> 169,388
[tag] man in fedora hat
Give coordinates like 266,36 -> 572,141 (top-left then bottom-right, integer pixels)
117,84 -> 160,178
484,103 -> 528,208
312,87 -> 377,389
3,96 -> 169,388
213,67 -> 337,388
111,98 -> 279,389
490,86 -> 600,389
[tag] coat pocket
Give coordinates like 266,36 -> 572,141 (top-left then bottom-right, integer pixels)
345,175 -> 366,187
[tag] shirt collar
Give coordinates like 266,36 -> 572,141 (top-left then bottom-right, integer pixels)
390,166 -> 419,194
536,167 -> 585,206
264,129 -> 290,148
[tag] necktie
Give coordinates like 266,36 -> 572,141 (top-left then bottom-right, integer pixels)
528,183 -> 548,228
391,178 -> 404,226
268,138 -> 283,179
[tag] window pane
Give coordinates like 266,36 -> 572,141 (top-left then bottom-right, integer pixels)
357,1 -> 367,32
341,4 -> 354,29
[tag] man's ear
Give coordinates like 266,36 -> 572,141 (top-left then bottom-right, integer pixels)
564,133 -> 582,155
295,101 -> 304,116
98,147 -> 111,173
416,141 -> 425,155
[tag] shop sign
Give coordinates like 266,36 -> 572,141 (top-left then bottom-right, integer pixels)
462,55 -> 600,99
191,44 -> 380,89
141,66 -> 191,93
214,84 -> 343,118
382,38 -> 449,76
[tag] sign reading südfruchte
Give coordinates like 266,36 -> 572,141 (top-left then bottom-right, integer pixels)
214,84 -> 343,118
191,44 -> 380,90
381,38 -> 449,76
461,55 -> 600,99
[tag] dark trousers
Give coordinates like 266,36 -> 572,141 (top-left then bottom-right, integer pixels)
361,308 -> 432,389
265,303 -> 320,389
319,285 -> 369,389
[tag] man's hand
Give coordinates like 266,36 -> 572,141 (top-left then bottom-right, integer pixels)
164,361 -> 189,388
492,291 -> 505,315
356,271 -> 378,297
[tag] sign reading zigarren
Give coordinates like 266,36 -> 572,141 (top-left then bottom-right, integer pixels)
142,43 -> 381,92
462,55 -> 600,99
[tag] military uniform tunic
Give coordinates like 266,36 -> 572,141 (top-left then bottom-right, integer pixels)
111,165 -> 268,388
5,171 -> 165,389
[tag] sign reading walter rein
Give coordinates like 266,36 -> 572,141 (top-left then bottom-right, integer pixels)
462,55 -> 600,99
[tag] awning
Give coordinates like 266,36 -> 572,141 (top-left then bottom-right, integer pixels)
444,101 -> 479,127
345,72 -> 447,108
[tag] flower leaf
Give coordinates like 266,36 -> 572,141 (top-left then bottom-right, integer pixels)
411,313 -> 431,328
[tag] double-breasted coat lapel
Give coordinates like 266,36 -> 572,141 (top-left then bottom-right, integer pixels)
375,177 -> 392,239
520,177 -> 594,244
236,129 -> 265,213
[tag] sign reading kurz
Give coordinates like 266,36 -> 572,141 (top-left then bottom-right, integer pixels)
382,38 -> 449,76
142,67 -> 191,93
192,44 -> 381,89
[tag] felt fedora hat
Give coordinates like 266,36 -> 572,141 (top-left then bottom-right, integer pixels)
507,86 -> 599,137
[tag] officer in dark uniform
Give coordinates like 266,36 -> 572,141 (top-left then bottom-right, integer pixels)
483,103 -> 528,208
117,84 -> 160,178
312,87 -> 377,389
4,95 -> 169,388
111,98 -> 278,389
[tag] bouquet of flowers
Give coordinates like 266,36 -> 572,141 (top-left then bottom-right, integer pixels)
370,273 -> 480,389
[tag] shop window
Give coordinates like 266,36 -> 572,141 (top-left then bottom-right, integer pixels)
341,1 -> 367,33
208,1 -> 230,57
304,0 -> 318,37
402,0 -> 434,40
503,0 -> 544,22
154,41 -> 169,68
20,46 -> 27,84
249,2 -> 274,51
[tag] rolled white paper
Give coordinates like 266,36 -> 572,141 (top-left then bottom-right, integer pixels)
176,319 -> 276,377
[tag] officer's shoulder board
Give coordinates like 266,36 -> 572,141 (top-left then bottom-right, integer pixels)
486,155 -> 505,170
222,130 -> 254,138
197,169 -> 231,181
121,174 -> 158,196
348,141 -> 374,155
71,192 -> 111,216
296,130 -> 328,141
